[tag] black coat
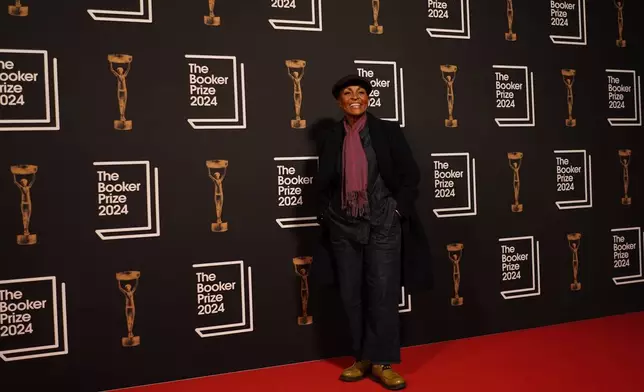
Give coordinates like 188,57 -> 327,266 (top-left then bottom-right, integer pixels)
312,112 -> 434,293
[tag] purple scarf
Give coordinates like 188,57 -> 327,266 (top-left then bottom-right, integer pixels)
341,114 -> 369,217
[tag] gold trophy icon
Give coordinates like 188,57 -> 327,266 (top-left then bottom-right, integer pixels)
447,243 -> 464,306
619,149 -> 632,205
8,0 -> 27,16
108,54 -> 133,131
116,271 -> 141,347
286,60 -> 306,129
11,165 -> 38,245
508,152 -> 523,212
204,0 -> 221,26
369,0 -> 383,34
206,160 -> 228,232
614,0 -> 626,47
440,65 -> 458,128
561,69 -> 576,127
505,0 -> 517,41
567,233 -> 582,291
293,256 -> 313,325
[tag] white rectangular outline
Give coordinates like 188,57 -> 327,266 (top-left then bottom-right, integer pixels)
0,277 -> 57,354
192,261 -> 254,337
549,0 -> 587,45
493,65 -> 536,127
611,227 -> 644,285
274,156 -> 319,228
398,286 -> 412,313
0,49 -> 60,131
93,161 -> 161,240
87,0 -> 153,23
0,279 -> 69,361
606,70 -> 642,127
399,68 -> 406,128
554,150 -> 593,210
1,283 -> 68,361
354,60 -> 406,127
268,0 -> 323,32
185,55 -> 248,130
0,50 -> 49,123
499,237 -> 542,299
426,0 -> 471,39
430,153 -> 478,218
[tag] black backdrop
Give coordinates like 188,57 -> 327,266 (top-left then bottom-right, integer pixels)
1,1 -> 643,390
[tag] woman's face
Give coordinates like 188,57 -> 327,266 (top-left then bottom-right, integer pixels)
337,85 -> 368,117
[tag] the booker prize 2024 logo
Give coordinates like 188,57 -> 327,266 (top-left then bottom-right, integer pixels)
561,69 -> 577,127
293,257 -> 313,325
369,0 -> 384,34
493,65 -> 535,127
0,277 -> 69,362
507,152 -> 524,213
275,157 -> 318,228
549,0 -> 587,45
116,271 -> 141,347
447,243 -> 464,306
499,237 -> 541,299
0,49 -> 60,132
286,60 -> 307,129
504,0 -> 517,41
354,60 -> 406,127
611,227 -> 644,285
566,233 -> 582,291
606,69 -> 641,127
108,54 -> 133,131
431,153 -> 477,218
206,160 -> 229,232
554,150 -> 593,210
614,0 -> 626,47
204,0 -> 221,26
268,0 -> 322,32
440,65 -> 458,128
186,55 -> 247,130
426,0 -> 471,39
618,149 -> 632,206
7,0 -> 28,16
94,160 -> 161,240
10,164 -> 38,245
193,260 -> 254,338
88,0 -> 153,23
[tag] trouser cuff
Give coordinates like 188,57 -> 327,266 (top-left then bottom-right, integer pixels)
371,360 -> 401,365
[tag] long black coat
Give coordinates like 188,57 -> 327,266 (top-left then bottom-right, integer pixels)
312,112 -> 434,293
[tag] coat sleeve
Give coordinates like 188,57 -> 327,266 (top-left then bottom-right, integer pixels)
389,122 -> 420,218
314,122 -> 337,223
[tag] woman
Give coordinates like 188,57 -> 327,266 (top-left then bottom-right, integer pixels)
314,75 -> 432,390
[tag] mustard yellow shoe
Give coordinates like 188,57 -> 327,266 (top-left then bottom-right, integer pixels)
371,365 -> 406,390
339,360 -> 372,382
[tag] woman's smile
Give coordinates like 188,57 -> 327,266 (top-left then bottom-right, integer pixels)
339,85 -> 369,118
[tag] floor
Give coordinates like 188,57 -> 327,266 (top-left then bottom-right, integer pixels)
115,311 -> 644,391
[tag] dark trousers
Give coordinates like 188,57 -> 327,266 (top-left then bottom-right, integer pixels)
330,215 -> 402,364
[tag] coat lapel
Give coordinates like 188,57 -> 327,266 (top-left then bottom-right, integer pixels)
367,113 -> 383,155
330,121 -> 344,161
366,113 -> 390,175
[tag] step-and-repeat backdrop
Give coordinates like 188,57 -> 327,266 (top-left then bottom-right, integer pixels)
1,0 -> 642,390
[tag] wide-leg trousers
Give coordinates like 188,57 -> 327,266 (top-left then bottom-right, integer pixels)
330,214 -> 402,364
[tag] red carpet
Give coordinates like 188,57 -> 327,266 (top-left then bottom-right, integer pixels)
117,312 -> 644,392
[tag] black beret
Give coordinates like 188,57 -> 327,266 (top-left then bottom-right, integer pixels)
331,75 -> 372,98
